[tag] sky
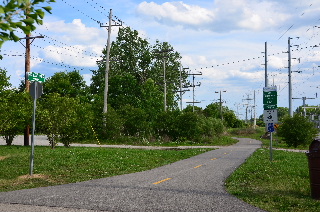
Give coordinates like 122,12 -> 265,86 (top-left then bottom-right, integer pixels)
1,0 -> 320,120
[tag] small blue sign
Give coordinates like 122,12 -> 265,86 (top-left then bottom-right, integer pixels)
268,123 -> 275,132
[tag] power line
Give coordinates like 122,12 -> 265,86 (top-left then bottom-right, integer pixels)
60,0 -> 101,24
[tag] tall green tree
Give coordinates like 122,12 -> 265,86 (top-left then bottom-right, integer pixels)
90,26 -> 187,112
0,0 -> 55,52
278,107 -> 289,121
150,40 -> 184,110
42,70 -> 90,102
183,105 -> 203,114
0,68 -> 10,89
203,103 -> 221,118
204,102 -> 241,128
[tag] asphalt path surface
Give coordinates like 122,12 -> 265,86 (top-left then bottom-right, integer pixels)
0,137 -> 265,212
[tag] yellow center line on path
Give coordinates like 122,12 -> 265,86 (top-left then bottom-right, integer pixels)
153,178 -> 172,185
211,158 -> 217,160
194,165 -> 203,169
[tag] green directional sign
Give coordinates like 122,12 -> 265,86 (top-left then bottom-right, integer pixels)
28,72 -> 45,83
264,104 -> 277,110
263,86 -> 277,110
263,91 -> 277,104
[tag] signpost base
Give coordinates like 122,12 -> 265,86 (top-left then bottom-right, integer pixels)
270,132 -> 273,161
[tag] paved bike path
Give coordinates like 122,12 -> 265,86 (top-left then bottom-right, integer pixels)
0,138 -> 265,211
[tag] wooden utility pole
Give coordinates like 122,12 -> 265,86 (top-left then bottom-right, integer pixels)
100,9 -> 122,114
19,35 -> 44,146
25,34 -> 31,91
21,2 -> 44,145
25,34 -> 30,146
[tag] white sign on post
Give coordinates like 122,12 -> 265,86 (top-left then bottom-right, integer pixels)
263,109 -> 278,123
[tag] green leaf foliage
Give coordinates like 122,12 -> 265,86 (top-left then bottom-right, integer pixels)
0,0 -> 55,49
42,70 -> 91,103
0,69 -> 32,145
0,89 -> 32,145
37,93 -> 93,147
277,114 -> 318,148
91,26 -> 187,112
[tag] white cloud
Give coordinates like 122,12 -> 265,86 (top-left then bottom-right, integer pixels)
30,57 -> 44,69
268,55 -> 287,69
136,0 -> 291,32
137,1 -> 214,27
82,73 -> 92,86
35,19 -> 109,68
42,45 -> 100,67
40,19 -> 108,45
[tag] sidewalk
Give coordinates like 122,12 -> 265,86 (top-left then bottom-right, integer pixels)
0,135 -> 222,150
0,137 -> 265,212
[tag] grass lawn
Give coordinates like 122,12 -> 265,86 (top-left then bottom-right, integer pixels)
82,135 -> 238,147
229,127 -> 310,150
226,148 -> 320,212
0,146 -> 213,192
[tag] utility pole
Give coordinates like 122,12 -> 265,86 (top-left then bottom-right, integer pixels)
243,94 -> 253,124
215,90 -> 226,119
253,90 -> 256,129
163,55 -> 166,111
265,42 -> 268,87
176,66 -> 190,111
154,49 -> 173,111
287,37 -> 293,117
185,72 -> 202,112
100,9 -> 122,114
292,97 -> 315,117
19,34 -> 44,146
262,42 -> 268,87
234,103 -> 243,119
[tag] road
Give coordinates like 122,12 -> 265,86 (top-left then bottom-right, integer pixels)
0,138 -> 265,212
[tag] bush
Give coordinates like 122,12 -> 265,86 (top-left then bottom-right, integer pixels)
102,107 -> 124,140
0,90 -> 32,145
118,105 -> 151,137
208,117 -> 225,136
175,112 -> 203,141
153,110 -> 181,141
37,93 -> 93,147
277,114 -> 318,148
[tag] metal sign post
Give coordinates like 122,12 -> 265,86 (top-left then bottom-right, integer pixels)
29,84 -> 37,175
263,86 -> 278,162
268,123 -> 275,161
29,78 -> 44,176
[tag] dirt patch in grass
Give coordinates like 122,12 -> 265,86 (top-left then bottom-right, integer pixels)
18,174 -> 50,180
0,156 -> 8,161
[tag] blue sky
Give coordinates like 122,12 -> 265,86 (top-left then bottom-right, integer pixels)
1,0 -> 320,120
